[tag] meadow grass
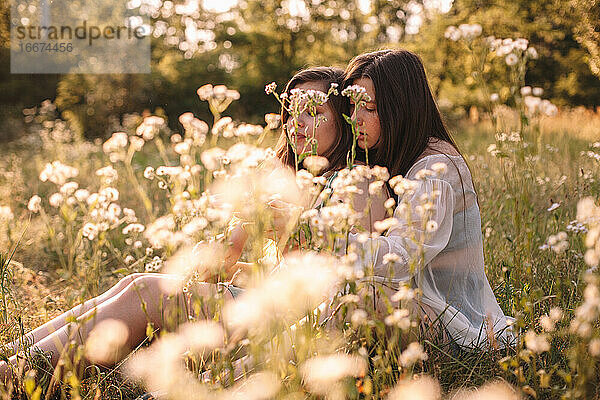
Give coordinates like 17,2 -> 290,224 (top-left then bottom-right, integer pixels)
0,103 -> 598,399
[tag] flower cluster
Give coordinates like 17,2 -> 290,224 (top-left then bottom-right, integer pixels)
523,95 -> 558,117
136,116 -> 166,141
196,84 -> 240,102
341,84 -> 371,104
488,36 -> 538,66
539,231 -> 569,253
444,23 -> 482,42
39,161 -> 79,185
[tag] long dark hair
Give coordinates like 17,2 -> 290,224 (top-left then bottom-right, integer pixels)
275,67 -> 351,173
343,49 -> 460,177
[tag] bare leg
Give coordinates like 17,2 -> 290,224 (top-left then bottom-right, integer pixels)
0,274 -> 230,382
4,273 -> 153,355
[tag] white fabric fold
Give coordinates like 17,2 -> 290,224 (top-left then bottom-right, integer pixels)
346,154 -> 515,349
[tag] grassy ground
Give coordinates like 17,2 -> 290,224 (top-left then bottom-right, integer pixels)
0,106 -> 599,399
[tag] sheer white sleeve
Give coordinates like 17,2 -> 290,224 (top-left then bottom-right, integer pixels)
347,172 -> 455,286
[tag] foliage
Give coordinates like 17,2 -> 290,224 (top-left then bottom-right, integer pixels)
0,7 -> 600,400
2,0 -> 599,141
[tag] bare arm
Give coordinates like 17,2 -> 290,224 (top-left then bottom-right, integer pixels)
351,177 -> 389,233
221,220 -> 251,281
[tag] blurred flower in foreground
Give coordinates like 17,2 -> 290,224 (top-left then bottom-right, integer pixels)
223,251 -> 340,332
452,380 -> 521,400
524,330 -> 550,353
160,243 -> 225,294
0,206 -> 13,221
387,375 -> 441,400
126,334 -> 210,398
300,353 -> 366,396
27,195 -> 42,213
197,84 -> 240,116
224,371 -> 281,400
399,342 -> 428,367
39,161 -> 79,185
85,318 -> 130,364
303,155 -> 329,175
177,321 -> 224,352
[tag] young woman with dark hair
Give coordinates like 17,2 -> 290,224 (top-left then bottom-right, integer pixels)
342,49 -> 514,348
276,66 -> 352,172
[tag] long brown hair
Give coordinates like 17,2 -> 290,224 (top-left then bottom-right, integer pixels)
343,49 -> 460,177
275,67 -> 351,173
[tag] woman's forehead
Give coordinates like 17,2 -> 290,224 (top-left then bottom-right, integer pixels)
352,77 -> 376,101
294,81 -> 328,92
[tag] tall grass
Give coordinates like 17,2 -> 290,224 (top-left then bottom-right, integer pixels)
0,28 -> 599,400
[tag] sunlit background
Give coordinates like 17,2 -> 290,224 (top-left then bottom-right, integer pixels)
0,0 -> 598,140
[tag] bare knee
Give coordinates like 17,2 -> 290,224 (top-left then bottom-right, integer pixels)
119,275 -> 186,327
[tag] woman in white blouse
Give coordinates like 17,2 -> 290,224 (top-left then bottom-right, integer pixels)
342,49 -> 514,349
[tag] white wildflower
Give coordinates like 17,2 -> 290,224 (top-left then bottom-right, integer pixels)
264,82 -> 277,95
444,26 -> 461,41
300,354 -> 366,395
74,189 -> 90,202
399,342 -> 428,367
505,53 -> 518,66
130,136 -> 145,151
341,84 -> 371,103
49,193 -> 64,208
177,321 -> 224,352
385,309 -> 412,330
383,253 -> 402,265
384,198 -> 396,209
103,132 -> 128,154
547,203 -> 560,212
96,165 -> 118,184
520,86 -> 532,96
549,307 -> 563,321
391,286 -> 416,302
0,206 -> 13,221
27,195 -> 42,213
351,309 -> 368,326
123,223 -> 145,235
85,319 -> 130,364
387,375 -> 441,400
539,315 -> 555,332
426,220 -> 439,233
143,166 -> 155,180
303,155 -> 329,175
39,161 -> 79,185
589,338 -> 600,357
527,47 -> 538,59
82,223 -> 99,240
373,217 -> 398,233
524,330 -> 550,353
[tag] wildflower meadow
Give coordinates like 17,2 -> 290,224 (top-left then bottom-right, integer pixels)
1,1 -> 600,400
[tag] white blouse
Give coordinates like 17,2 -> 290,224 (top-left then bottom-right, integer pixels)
347,154 -> 515,349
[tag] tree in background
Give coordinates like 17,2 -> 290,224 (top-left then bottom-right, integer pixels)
571,0 -> 600,78
1,0 -> 598,140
